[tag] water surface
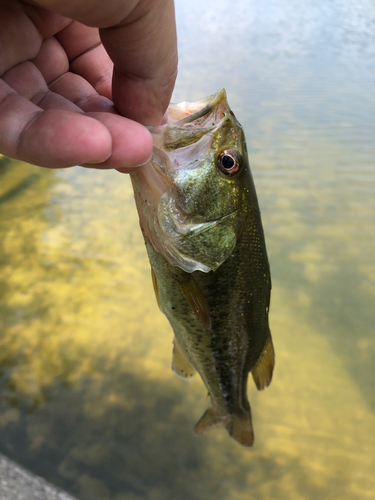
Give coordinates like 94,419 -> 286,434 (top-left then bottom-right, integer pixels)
0,0 -> 374,499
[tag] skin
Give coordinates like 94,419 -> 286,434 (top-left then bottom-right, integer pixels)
0,0 -> 178,172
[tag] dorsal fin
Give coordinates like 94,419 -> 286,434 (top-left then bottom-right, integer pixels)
251,330 -> 275,390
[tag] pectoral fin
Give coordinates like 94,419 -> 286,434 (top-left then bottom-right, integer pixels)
151,267 -> 161,309
172,338 -> 196,379
172,270 -> 211,330
251,330 -> 275,390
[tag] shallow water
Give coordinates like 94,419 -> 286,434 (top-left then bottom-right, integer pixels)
1,0 -> 375,499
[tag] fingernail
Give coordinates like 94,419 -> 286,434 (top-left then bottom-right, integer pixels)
133,152 -> 153,167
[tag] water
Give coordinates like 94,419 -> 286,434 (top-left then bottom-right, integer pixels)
1,0 -> 375,498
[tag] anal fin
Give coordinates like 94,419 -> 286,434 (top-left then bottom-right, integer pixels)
251,329 -> 275,390
194,407 -> 222,434
172,338 -> 196,379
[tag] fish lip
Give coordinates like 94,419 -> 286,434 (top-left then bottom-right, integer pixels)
174,88 -> 228,126
146,88 -> 228,133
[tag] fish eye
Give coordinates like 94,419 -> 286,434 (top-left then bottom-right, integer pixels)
217,150 -> 241,176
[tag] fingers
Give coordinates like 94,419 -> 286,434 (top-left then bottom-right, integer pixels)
1,28 -> 152,171
4,41 -> 114,115
0,81 -> 109,167
33,0 -> 178,126
55,20 -> 113,99
101,0 -> 178,125
30,35 -> 70,86
0,79 -> 152,169
49,72 -> 116,113
31,31 -> 113,109
0,1 -> 42,74
31,0 -> 139,28
0,1 -> 69,74
84,112 -> 153,171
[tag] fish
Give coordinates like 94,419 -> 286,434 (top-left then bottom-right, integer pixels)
130,88 -> 274,447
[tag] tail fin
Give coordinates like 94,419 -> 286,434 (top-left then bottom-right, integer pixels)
193,407 -> 254,447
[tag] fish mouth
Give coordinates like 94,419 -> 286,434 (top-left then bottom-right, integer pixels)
147,88 -> 232,153
170,88 -> 228,125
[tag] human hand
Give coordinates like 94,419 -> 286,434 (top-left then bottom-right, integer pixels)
0,0 -> 177,172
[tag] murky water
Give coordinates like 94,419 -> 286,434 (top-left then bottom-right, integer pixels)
1,0 -> 375,499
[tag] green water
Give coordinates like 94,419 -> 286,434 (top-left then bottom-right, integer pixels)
1,0 -> 375,498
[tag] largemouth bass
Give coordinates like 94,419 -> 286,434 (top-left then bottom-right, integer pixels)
130,89 -> 274,447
